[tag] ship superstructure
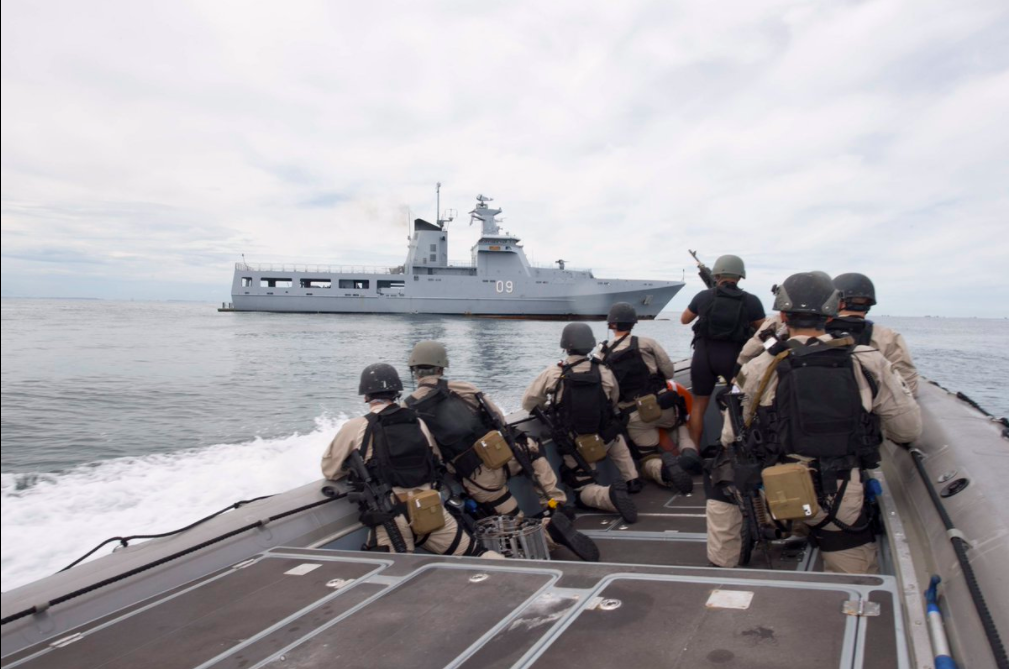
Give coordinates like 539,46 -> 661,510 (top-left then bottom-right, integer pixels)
227,193 -> 683,318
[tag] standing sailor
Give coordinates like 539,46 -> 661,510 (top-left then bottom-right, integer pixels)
708,273 -> 921,572
598,302 -> 695,494
321,363 -> 499,557
681,255 -> 766,448
404,340 -> 600,561
828,272 -> 919,395
522,323 -> 639,523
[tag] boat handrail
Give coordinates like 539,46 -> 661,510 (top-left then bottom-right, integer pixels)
234,263 -> 404,275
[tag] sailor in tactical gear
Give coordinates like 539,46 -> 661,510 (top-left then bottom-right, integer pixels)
522,323 -> 639,523
707,273 -> 921,573
828,273 -> 919,396
405,340 -> 600,562
597,302 -> 696,495
321,363 -> 501,557
681,254 -> 766,449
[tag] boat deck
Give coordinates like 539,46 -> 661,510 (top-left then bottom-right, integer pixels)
1,479 -> 909,669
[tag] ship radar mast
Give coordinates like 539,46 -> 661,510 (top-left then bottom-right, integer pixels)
435,182 -> 455,229
469,194 -> 504,237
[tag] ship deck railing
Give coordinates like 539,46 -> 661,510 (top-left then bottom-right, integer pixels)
235,263 -> 405,275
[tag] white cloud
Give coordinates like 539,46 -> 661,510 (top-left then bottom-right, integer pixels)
2,0 -> 1007,315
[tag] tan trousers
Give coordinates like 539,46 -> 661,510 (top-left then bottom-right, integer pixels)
607,434 -> 640,483
374,506 -> 492,556
638,424 -> 696,486
459,438 -> 567,516
625,406 -> 679,448
704,469 -> 879,574
706,499 -> 743,567
561,453 -> 619,513
807,469 -> 879,574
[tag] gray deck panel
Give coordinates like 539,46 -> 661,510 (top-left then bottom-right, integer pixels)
530,578 -> 854,669
260,566 -> 553,669
212,583 -> 387,669
6,558 -> 378,669
862,590 -> 900,669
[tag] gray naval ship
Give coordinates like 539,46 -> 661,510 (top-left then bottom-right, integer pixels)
227,193 -> 684,318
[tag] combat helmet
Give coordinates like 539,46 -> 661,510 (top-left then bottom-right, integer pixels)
607,302 -> 638,327
833,273 -> 876,310
773,271 -> 839,317
408,340 -> 449,369
358,363 -> 404,396
712,254 -> 746,279
560,323 -> 596,354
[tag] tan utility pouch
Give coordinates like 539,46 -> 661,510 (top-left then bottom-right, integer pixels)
635,394 -> 662,423
575,434 -> 608,463
474,430 -> 513,470
406,489 -> 446,535
762,463 -> 820,521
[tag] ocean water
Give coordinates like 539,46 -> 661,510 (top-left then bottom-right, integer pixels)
2,298 -> 1007,590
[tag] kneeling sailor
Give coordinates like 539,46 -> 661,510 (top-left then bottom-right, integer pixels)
522,323 -> 638,524
598,302 -> 695,494
405,340 -> 599,561
321,363 -> 500,557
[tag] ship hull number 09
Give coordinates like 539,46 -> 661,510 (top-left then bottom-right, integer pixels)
495,280 -> 514,294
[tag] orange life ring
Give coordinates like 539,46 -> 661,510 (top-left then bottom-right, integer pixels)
667,380 -> 694,418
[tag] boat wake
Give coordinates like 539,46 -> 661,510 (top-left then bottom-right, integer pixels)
0,414 -> 347,592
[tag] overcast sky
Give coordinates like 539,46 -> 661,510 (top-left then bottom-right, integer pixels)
2,0 -> 1007,316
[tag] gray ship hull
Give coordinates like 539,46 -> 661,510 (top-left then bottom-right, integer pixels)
229,273 -> 683,319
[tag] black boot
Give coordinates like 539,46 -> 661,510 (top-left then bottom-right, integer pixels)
608,481 -> 638,524
546,512 -> 600,562
625,477 -> 645,494
661,452 -> 694,494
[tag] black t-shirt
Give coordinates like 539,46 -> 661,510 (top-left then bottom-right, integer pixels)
688,286 -> 766,328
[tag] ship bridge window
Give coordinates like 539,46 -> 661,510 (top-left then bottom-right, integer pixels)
300,278 -> 331,288
378,280 -> 405,289
241,277 -> 252,287
429,244 -> 437,252
261,277 -> 292,288
339,279 -> 370,290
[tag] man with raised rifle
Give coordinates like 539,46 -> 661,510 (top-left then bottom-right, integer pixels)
707,272 -> 921,573
404,340 -> 600,561
597,302 -> 695,495
321,362 -> 501,557
681,252 -> 766,450
522,323 -> 638,524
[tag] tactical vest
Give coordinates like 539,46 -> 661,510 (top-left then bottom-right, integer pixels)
405,380 -> 489,477
753,341 -> 882,472
826,316 -> 874,347
362,405 -> 438,489
601,336 -> 665,402
555,359 -> 612,437
694,285 -> 751,343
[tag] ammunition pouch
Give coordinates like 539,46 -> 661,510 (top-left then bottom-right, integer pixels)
762,463 -> 820,520
473,430 -> 513,470
404,489 -> 446,535
575,434 -> 608,463
635,394 -> 662,423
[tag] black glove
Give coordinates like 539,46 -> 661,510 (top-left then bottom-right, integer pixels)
678,447 -> 703,475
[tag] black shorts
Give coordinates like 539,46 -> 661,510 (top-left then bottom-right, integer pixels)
690,339 -> 741,396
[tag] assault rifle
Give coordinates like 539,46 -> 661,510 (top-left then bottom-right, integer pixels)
475,393 -> 559,511
531,406 -> 600,484
688,249 -> 715,289
343,450 -> 409,554
720,390 -> 774,569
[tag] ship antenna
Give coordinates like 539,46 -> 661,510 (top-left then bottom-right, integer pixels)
436,182 -> 441,229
